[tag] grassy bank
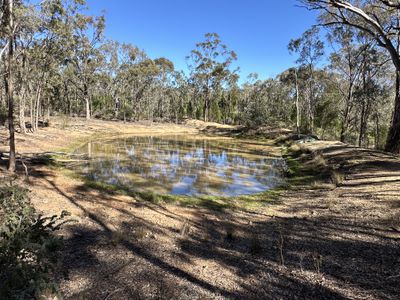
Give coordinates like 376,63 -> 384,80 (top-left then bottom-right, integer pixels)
283,142 -> 344,190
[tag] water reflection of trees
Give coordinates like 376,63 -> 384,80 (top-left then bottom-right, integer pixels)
76,137 -> 286,196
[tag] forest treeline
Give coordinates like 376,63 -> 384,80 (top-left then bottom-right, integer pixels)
1,0 -> 400,172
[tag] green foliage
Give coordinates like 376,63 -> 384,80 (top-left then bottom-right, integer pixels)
187,32 -> 238,122
0,185 -> 70,299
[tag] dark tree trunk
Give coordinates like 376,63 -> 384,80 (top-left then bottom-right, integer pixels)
375,114 -> 380,149
385,71 -> 400,153
358,101 -> 366,147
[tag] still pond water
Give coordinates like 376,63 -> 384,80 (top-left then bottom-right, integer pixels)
75,136 -> 286,197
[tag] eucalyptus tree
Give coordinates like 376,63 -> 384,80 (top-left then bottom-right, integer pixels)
280,68 -> 301,134
301,0 -> 400,152
187,33 -> 238,122
238,73 -> 259,125
220,72 -> 240,124
238,74 -> 293,127
167,71 -> 189,123
13,0 -> 84,130
354,46 -> 391,147
288,27 -> 325,134
153,57 -> 174,120
131,59 -> 160,121
111,44 -> 147,121
61,1 -> 105,120
327,27 -> 372,142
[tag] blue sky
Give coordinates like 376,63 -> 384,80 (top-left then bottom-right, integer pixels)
86,0 -> 319,82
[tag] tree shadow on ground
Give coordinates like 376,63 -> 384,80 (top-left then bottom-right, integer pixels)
23,145 -> 400,299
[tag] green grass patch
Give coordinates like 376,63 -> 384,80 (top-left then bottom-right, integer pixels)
283,145 -> 337,190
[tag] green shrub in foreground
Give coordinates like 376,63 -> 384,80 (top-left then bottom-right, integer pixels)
0,185 -> 69,299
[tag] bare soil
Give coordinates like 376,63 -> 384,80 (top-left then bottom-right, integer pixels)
1,118 -> 399,299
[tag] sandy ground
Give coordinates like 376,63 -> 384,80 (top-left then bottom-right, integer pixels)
1,118 -> 399,299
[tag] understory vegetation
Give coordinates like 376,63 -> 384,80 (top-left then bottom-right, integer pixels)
0,184 -> 69,299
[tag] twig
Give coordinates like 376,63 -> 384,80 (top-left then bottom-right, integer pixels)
20,156 -> 29,181
103,288 -> 123,300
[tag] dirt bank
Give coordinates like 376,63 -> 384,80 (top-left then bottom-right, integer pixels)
1,118 -> 399,299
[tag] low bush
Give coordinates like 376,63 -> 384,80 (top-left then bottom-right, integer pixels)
0,185 -> 69,299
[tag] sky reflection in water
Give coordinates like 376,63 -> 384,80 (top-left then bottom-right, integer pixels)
76,136 -> 286,197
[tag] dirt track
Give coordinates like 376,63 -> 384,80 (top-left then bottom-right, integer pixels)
1,118 -> 399,299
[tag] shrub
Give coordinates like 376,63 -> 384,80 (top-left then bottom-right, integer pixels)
0,185 -> 69,299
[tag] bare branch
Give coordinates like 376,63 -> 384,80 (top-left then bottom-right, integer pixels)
0,41 -> 9,61
378,0 -> 400,8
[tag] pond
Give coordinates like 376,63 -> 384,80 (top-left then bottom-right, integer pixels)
74,136 -> 286,197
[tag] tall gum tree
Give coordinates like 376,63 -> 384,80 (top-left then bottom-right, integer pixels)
288,27 -> 324,134
301,0 -> 400,153
187,33 -> 237,122
61,1 -> 105,120
327,27 -> 370,142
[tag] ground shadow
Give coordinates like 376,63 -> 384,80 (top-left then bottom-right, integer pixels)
17,143 -> 400,299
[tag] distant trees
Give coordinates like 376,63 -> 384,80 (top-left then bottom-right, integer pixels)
1,0 -> 400,173
328,27 -> 365,142
288,27 -> 324,134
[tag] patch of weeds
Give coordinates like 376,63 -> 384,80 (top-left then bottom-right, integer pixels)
0,185 -> 70,299
312,253 -> 323,273
312,154 -> 328,168
133,226 -> 148,240
234,188 -> 285,210
31,154 -> 56,166
202,230 -> 212,244
272,225 -> 286,266
298,252 -> 306,272
330,170 -> 344,187
139,191 -> 162,204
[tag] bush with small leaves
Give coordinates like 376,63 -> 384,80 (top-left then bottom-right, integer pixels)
0,185 -> 70,299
